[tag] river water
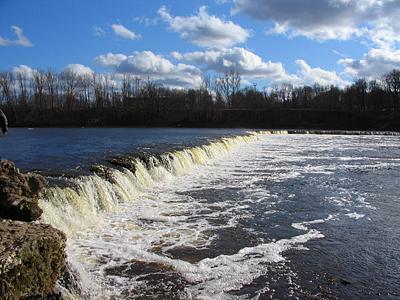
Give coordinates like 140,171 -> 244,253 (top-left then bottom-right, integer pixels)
1,129 -> 399,299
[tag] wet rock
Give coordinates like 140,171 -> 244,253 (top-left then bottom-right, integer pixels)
0,219 -> 67,299
0,160 -> 46,221
90,164 -> 116,183
105,260 -> 191,299
164,245 -> 215,264
57,262 -> 87,299
109,156 -> 137,173
136,152 -> 163,169
106,260 -> 176,277
108,152 -> 169,177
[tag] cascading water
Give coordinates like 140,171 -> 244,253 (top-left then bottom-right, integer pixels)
35,130 -> 400,299
39,131 -> 288,298
41,131 -> 282,236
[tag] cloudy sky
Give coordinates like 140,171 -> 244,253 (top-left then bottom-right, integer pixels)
1,0 -> 399,89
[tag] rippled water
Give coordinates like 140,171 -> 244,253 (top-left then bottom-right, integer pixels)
3,129 -> 400,299
0,128 -> 247,172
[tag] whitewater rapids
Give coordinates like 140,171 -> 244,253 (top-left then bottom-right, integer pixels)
41,130 -> 312,298
37,130 -> 399,299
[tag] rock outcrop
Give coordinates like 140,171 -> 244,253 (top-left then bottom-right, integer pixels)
0,220 -> 66,299
0,160 -> 45,222
0,160 -> 67,299
90,164 -> 116,183
109,155 -> 137,173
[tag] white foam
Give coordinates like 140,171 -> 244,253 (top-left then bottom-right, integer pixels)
345,212 -> 365,220
179,230 -> 324,298
39,131 -> 294,297
40,131 -> 269,237
67,135 -> 321,298
36,131 -> 394,298
292,214 -> 336,231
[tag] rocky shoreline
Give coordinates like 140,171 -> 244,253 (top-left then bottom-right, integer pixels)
0,160 -> 67,299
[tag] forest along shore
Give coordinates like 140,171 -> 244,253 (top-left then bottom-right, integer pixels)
1,69 -> 400,130
2,109 -> 400,130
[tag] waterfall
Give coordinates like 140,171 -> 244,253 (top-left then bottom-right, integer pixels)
39,130 -> 288,236
37,130 -> 288,297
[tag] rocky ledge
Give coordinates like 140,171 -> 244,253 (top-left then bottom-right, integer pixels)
0,160 -> 67,299
0,220 -> 66,299
0,160 -> 45,222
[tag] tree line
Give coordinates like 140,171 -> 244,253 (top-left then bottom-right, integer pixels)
0,68 -> 399,129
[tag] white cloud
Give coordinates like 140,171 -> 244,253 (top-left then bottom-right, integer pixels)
12,65 -> 35,78
92,26 -> 106,37
366,19 -> 400,50
95,53 -> 128,68
12,64 -> 94,78
95,51 -> 203,88
332,50 -> 347,58
173,47 -> 350,87
172,47 -> 297,83
111,24 -> 141,40
158,6 -> 250,48
64,64 -> 94,76
232,0 -> 400,47
296,60 -> 350,87
266,22 -> 362,41
133,16 -> 159,27
339,48 -> 400,79
0,25 -> 33,47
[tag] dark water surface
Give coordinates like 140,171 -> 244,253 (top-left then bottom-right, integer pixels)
0,127 -> 247,172
2,129 -> 399,299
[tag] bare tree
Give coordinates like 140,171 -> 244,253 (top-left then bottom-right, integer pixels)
279,83 -> 293,104
1,66 -> 400,128
45,69 -> 57,110
215,70 -> 241,108
60,69 -> 79,110
199,74 -> 213,110
200,74 -> 212,93
108,73 -> 119,108
79,74 -> 92,105
384,69 -> 400,111
353,78 -> 367,111
0,72 -> 14,104
121,73 -> 132,98
92,73 -> 106,109
32,70 -> 46,110
16,72 -> 30,105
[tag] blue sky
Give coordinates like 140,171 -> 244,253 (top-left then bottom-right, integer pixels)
1,0 -> 399,88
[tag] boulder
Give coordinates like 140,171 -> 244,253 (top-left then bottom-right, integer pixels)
90,164 -> 116,183
105,260 -> 190,299
109,156 -> 137,173
0,219 -> 66,299
0,160 -> 45,221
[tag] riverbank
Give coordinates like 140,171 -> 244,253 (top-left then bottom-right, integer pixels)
0,160 -> 66,299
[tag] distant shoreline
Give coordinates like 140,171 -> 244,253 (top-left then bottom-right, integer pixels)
6,126 -> 400,135
3,108 -> 400,132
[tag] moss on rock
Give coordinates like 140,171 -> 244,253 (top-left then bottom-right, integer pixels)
0,220 -> 66,299
0,160 -> 46,222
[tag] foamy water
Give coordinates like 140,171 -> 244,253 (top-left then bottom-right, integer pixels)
36,131 -> 400,299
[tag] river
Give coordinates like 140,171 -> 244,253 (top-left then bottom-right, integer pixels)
1,128 -> 399,299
